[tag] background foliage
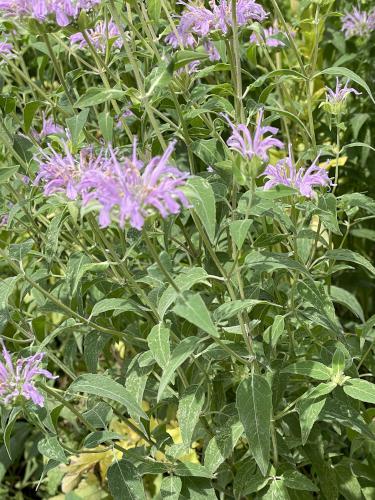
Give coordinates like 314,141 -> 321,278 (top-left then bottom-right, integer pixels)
1,0 -> 375,498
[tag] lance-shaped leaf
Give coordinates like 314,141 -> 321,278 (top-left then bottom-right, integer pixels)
107,459 -> 146,500
148,324 -> 171,369
177,385 -> 205,447
70,374 -> 148,420
236,375 -> 272,476
173,292 -> 219,338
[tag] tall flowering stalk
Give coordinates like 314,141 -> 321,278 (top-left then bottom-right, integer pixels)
262,146 -> 333,198
0,341 -> 56,407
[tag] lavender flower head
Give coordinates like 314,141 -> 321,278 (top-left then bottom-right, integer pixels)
262,146 -> 332,198
322,78 -> 361,115
32,112 -> 65,141
0,39 -> 15,60
166,1 -> 268,60
341,7 -> 375,39
210,0 -> 268,34
250,26 -> 287,47
0,0 -> 100,27
223,109 -> 284,162
0,340 -> 56,407
79,139 -> 190,230
34,141 -> 103,200
70,19 -> 123,53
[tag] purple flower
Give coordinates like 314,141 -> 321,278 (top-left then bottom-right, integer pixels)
70,19 -> 123,53
210,0 -> 268,34
223,109 -> 284,162
322,78 -> 361,115
262,146 -> 332,198
341,7 -> 375,39
0,340 -> 56,407
250,26 -> 287,47
0,39 -> 14,59
175,59 -> 201,75
34,112 -> 65,140
203,40 -> 220,61
0,214 -> 9,226
79,139 -> 190,230
34,142 -> 103,200
116,108 -> 135,129
325,78 -> 361,104
0,0 -> 100,27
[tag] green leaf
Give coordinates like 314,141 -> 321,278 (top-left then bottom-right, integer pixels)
74,88 -> 127,108
263,479 -> 291,500
145,61 -> 172,97
107,459 -> 146,500
264,315 -> 285,348
326,249 -> 375,277
332,348 -> 346,377
160,476 -> 182,500
157,336 -> 199,401
173,292 -> 219,338
0,276 -> 19,314
172,50 -> 208,70
90,298 -> 145,318
329,286 -> 365,322
297,382 -> 336,444
191,139 -> 221,166
70,374 -> 148,420
281,361 -> 332,381
282,470 -> 318,492
0,95 -> 16,114
213,299 -> 270,322
84,332 -> 110,373
147,324 -> 171,369
229,219 -> 253,250
236,375 -> 272,476
98,111 -> 114,143
173,462 -> 212,478
44,212 -> 65,264
177,385 -> 205,447
66,253 -> 109,295
23,101 -> 41,133
185,177 -> 216,243
158,267 -> 209,319
204,416 -> 243,473
66,108 -> 89,144
0,165 -> 19,183
334,460 -> 364,500
245,251 -> 310,277
146,0 -> 161,21
320,398 -> 374,439
315,66 -> 375,104
83,431 -> 123,448
343,379 -> 375,404
37,436 -> 68,464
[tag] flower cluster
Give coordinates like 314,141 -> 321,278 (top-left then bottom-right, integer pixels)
321,78 -> 361,115
262,146 -> 333,198
0,0 -> 100,27
0,341 -> 56,407
341,7 -> 375,39
166,0 -> 268,60
35,139 -> 190,229
223,109 -> 284,162
70,19 -> 123,53
34,142 -> 101,199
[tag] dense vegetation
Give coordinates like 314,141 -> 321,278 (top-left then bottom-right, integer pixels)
0,0 -> 375,498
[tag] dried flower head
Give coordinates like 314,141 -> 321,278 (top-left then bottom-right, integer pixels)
0,340 -> 56,407
262,146 -> 333,198
79,139 -> 190,230
223,109 -> 284,162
